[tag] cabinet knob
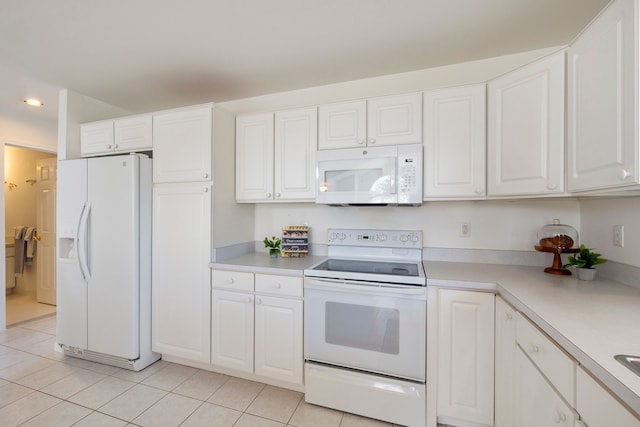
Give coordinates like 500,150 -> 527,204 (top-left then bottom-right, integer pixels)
203,173 -> 209,179
256,297 -> 262,305
266,193 -> 272,198
107,145 -> 113,150
247,297 -> 252,303
547,183 -> 557,190
554,411 -> 567,423
529,345 -> 540,354
113,144 -> 119,149
227,278 -> 234,284
273,283 -> 281,289
369,138 -> 376,144
203,187 -> 209,192
618,169 -> 632,180
505,313 -> 513,320
275,193 -> 281,198
475,188 -> 484,195
358,139 -> 365,145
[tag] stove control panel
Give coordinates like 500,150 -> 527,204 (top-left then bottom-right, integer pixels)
327,228 -> 422,248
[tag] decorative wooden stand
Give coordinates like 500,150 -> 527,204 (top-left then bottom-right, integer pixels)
534,245 -> 579,275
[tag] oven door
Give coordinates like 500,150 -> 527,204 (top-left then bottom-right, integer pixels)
316,146 -> 397,205
304,277 -> 426,381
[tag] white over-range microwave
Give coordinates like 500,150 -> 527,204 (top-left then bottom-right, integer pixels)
315,143 -> 423,206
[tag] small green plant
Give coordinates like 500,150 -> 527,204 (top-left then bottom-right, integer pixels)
563,244 -> 607,269
263,236 -> 281,256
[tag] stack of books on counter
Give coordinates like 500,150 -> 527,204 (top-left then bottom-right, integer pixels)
281,225 -> 309,257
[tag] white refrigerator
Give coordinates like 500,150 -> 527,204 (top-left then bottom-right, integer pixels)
56,153 -> 159,371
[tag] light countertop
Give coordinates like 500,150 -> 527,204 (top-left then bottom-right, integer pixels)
210,253 -> 325,277
425,261 -> 640,415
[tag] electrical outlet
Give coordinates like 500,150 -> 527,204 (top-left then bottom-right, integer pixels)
613,225 -> 625,247
460,222 -> 471,238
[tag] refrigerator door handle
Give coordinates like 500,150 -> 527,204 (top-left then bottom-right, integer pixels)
75,202 -> 87,282
78,202 -> 92,281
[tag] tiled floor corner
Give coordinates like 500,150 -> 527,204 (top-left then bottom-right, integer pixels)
0,315 -> 410,426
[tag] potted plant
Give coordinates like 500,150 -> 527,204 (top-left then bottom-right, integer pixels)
562,244 -> 607,280
263,236 -> 281,258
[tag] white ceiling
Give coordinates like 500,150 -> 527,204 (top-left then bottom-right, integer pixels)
0,0 -> 610,148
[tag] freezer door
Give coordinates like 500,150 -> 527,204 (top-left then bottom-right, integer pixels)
86,155 -> 144,359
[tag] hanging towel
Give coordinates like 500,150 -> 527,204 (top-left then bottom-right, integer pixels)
24,227 -> 37,265
14,226 -> 27,277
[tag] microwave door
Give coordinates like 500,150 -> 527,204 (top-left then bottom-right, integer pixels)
317,157 -> 397,205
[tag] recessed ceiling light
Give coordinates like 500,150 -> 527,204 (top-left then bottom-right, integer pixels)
23,98 -> 44,107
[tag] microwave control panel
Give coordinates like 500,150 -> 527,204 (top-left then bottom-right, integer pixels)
397,144 -> 423,203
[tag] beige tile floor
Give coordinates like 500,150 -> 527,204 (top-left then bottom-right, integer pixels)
0,315 -> 412,426
5,293 -> 57,326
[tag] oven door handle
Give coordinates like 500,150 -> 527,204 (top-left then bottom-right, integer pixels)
304,278 -> 427,298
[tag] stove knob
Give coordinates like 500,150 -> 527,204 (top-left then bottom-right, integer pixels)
378,234 -> 387,242
339,233 -> 346,240
400,235 -> 408,242
410,234 -> 419,243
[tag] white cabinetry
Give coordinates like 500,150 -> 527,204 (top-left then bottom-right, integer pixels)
152,182 -> 212,363
211,270 -> 304,386
488,51 -> 565,197
567,0 -> 638,192
436,289 -> 494,426
80,115 -> 152,157
495,296 -> 516,427
153,106 -> 212,183
236,108 -> 317,202
318,93 -> 422,149
576,367 -> 640,427
423,84 -> 486,199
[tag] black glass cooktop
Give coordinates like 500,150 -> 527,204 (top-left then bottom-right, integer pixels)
312,259 -> 420,277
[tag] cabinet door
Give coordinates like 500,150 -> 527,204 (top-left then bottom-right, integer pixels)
236,113 -> 275,201
488,51 -> 565,196
211,290 -> 254,372
567,0 -> 637,192
437,289 -> 494,425
514,348 -> 575,427
368,93 -> 422,147
114,115 -> 152,153
254,295 -> 303,384
424,85 -> 486,199
153,107 -> 212,183
81,121 -> 114,156
495,297 -> 517,427
152,183 -> 211,363
274,108 -> 317,201
318,100 -> 366,149
576,367 -> 640,427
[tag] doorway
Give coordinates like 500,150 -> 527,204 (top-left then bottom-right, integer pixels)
5,145 -> 57,325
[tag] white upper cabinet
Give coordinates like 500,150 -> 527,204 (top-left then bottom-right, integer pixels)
488,51 -> 565,197
81,115 -> 152,157
274,108 -> 317,201
236,113 -> 274,201
318,93 -> 422,150
567,0 -> 638,192
153,106 -> 213,183
423,84 -> 486,200
236,108 -> 317,202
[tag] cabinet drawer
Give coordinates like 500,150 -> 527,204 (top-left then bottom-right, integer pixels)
255,274 -> 302,298
515,312 -> 576,404
212,270 -> 254,292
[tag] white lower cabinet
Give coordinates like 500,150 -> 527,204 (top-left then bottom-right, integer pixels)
494,296 -> 516,427
211,270 -> 303,386
575,367 -> 640,427
436,289 -> 494,426
514,347 -> 574,427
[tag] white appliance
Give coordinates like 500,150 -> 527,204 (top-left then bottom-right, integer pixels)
315,144 -> 423,206
303,229 -> 427,427
56,153 -> 159,371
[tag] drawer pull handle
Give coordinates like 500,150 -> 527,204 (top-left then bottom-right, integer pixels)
529,345 -> 540,354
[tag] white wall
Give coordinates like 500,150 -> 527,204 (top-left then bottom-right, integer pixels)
580,197 -> 640,267
254,199 -> 580,252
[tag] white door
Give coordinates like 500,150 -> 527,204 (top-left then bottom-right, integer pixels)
274,108 -> 317,201
86,156 -> 142,359
567,0 -> 637,192
114,115 -> 152,153
254,295 -> 303,384
424,84 -> 486,199
367,93 -> 422,147
235,113 -> 274,201
152,182 -> 212,363
35,157 -> 57,305
488,51 -> 565,196
437,289 -> 494,425
211,289 -> 254,372
318,100 -> 367,149
153,107 -> 212,183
